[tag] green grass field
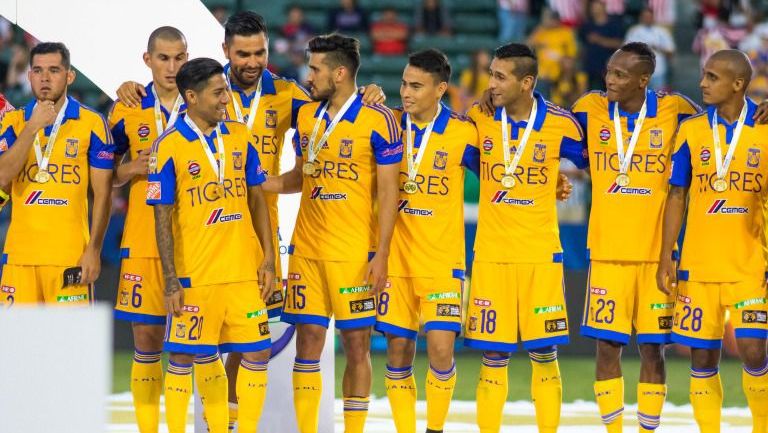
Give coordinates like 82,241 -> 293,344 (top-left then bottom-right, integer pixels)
112,351 -> 748,407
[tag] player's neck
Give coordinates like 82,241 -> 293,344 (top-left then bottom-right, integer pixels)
617,90 -> 646,114
229,69 -> 260,94
186,111 -> 217,135
410,102 -> 440,124
326,82 -> 357,118
504,93 -> 534,122
154,85 -> 180,110
716,96 -> 746,124
53,93 -> 68,113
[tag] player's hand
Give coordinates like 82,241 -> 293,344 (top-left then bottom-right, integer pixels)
28,100 -> 56,130
77,246 -> 101,285
556,173 -> 573,201
655,256 -> 677,295
365,252 -> 388,295
257,258 -> 276,302
128,149 -> 151,176
164,278 -> 184,317
116,81 -> 146,108
359,84 -> 386,105
753,99 -> 768,124
478,88 -> 495,116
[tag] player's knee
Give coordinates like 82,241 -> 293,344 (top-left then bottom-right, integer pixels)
169,352 -> 194,365
738,343 -> 767,370
596,339 -> 622,362
296,324 -> 327,356
386,336 -> 416,367
483,350 -> 511,360
341,330 -> 372,364
638,343 -> 665,364
242,349 -> 271,364
132,323 -> 164,352
428,343 -> 454,370
690,348 -> 720,370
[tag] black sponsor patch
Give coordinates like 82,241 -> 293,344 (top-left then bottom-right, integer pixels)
267,290 -> 284,306
743,310 -> 768,324
436,303 -> 461,317
259,322 -> 270,336
658,316 -> 673,330
350,297 -> 375,313
544,318 -> 568,333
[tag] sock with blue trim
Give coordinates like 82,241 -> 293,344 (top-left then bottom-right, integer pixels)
195,353 -> 228,433
426,362 -> 456,432
476,354 -> 509,433
637,382 -> 666,431
529,348 -> 561,433
385,365 -> 416,433
131,350 -> 162,433
743,359 -> 768,433
236,359 -> 268,433
164,360 -> 193,433
594,376 -> 623,433
343,396 -> 370,433
690,367 -> 722,433
292,358 -> 321,433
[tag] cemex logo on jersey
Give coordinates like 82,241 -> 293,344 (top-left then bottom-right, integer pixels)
310,186 -> 347,201
606,183 -> 651,195
24,190 -> 68,206
205,208 -> 243,225
490,190 -> 534,206
707,199 -> 748,215
398,199 -> 433,216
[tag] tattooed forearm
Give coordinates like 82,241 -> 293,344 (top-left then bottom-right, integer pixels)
154,204 -> 180,295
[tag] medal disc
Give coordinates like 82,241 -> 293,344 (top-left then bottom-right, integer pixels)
713,178 -> 728,192
35,170 -> 51,184
302,162 -> 316,176
403,180 -> 418,194
616,173 -> 630,187
501,175 -> 516,189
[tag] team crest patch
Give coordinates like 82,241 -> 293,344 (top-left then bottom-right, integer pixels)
175,323 -> 186,338
0,138 -> 7,152
433,150 -> 448,170
339,139 -> 353,158
300,135 -> 309,149
747,147 -> 760,168
265,110 -> 277,129
233,151 -> 243,170
138,124 -> 151,140
65,138 -> 79,158
468,316 -> 477,331
119,290 -> 129,306
700,148 -> 711,166
649,129 -> 663,149
533,143 -> 546,163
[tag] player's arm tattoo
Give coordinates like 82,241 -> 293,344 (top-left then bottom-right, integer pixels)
154,204 -> 180,295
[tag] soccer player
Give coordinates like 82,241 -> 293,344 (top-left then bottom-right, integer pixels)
0,93 -> 13,212
377,49 -> 479,433
658,49 -> 768,433
108,26 -> 188,433
0,42 -> 114,306
571,42 -> 701,432
262,34 -> 401,433
148,58 -> 276,433
465,43 -> 587,433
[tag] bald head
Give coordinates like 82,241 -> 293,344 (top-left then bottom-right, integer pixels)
147,26 -> 187,53
708,49 -> 753,84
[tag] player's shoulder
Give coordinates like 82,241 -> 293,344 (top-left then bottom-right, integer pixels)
444,108 -> 477,134
677,110 -> 708,133
297,100 -> 322,119
466,103 -> 492,123
0,105 -> 24,125
657,90 -> 702,113
571,90 -> 606,111
151,125 -> 183,154
269,71 -> 310,97
361,102 -> 399,129
544,100 -> 583,134
76,101 -> 111,133
222,118 -> 249,134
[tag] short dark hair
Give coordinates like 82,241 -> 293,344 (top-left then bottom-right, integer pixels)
147,26 -> 186,53
408,49 -> 451,83
30,42 -> 71,69
494,43 -> 537,79
224,11 -> 268,44
619,41 -> 656,75
307,34 -> 361,75
176,58 -> 224,101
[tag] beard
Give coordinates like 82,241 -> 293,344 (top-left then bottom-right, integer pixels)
309,79 -> 335,101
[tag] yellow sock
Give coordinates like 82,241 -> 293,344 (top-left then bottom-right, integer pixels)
426,362 -> 456,432
637,382 -> 666,431
385,365 -> 416,433
131,351 -> 162,433
529,349 -> 562,433
594,377 -> 624,433
343,396 -> 370,433
743,361 -> 768,433
228,403 -> 238,432
476,354 -> 509,433
237,359 -> 268,433
293,358 -> 322,433
195,353 -> 229,433
690,367 -> 722,433
164,361 -> 193,433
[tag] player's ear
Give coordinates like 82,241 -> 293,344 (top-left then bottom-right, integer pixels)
222,42 -> 230,60
66,68 -> 76,86
639,73 -> 651,89
437,81 -> 449,98
733,77 -> 746,93
143,52 -> 151,68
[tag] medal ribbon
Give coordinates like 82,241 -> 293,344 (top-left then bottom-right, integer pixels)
405,105 -> 442,182
184,116 -> 225,185
501,98 -> 538,177
33,98 -> 69,174
151,84 -> 183,134
306,92 -> 358,164
713,100 -> 748,181
613,98 -> 647,175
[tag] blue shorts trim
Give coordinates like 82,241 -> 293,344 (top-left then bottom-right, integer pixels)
374,321 -> 418,340
267,307 -> 282,319
336,316 -> 376,330
164,341 -> 219,355
463,337 -> 517,353
580,325 -> 630,345
424,321 -> 461,335
521,335 -> 569,350
281,312 -> 330,328
734,328 -> 768,339
671,332 -> 722,349
114,310 -> 166,325
219,339 -> 272,354
637,333 -> 673,345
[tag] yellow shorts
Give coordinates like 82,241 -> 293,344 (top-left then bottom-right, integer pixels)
374,273 -> 464,339
672,278 -> 768,349
282,256 -> 375,330
164,280 -> 271,355
581,261 -> 675,345
464,261 -> 568,352
114,257 -> 166,325
0,263 -> 92,306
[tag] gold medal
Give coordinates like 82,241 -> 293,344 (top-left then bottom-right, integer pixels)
501,175 -> 516,189
403,180 -> 418,194
713,178 -> 728,193
302,162 -> 316,176
615,173 -> 630,187
35,169 -> 51,184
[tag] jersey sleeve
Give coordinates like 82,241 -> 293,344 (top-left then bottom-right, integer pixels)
290,81 -> 312,128
87,113 -> 116,170
369,104 -> 403,165
147,135 -> 176,205
558,114 -> 589,169
674,93 -> 703,123
107,101 -> 130,156
460,123 -> 480,176
669,123 -> 692,187
245,140 -> 267,187
0,110 -> 20,156
570,92 -> 592,133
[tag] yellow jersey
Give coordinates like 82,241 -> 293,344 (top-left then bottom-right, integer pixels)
0,96 -> 115,266
670,99 -> 768,282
